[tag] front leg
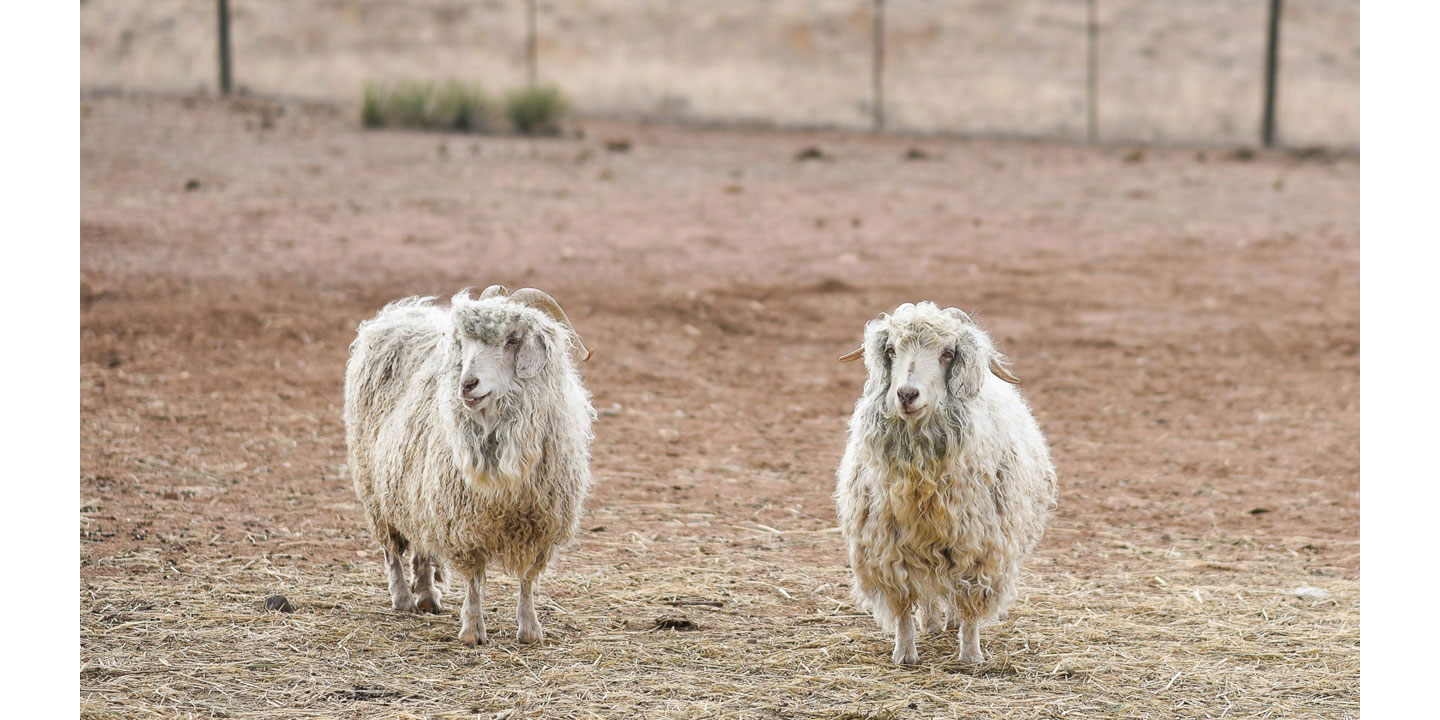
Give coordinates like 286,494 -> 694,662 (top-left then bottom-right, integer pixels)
890,601 -> 919,666
459,565 -> 488,646
516,556 -> 548,644
958,620 -> 984,665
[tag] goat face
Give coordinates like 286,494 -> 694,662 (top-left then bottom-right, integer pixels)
853,303 -> 1013,423
452,302 -> 551,416
883,333 -> 957,421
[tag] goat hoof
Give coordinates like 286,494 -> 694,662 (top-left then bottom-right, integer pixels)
459,628 -> 489,646
416,595 -> 443,614
892,647 -> 919,666
517,624 -> 544,644
959,650 -> 985,666
392,595 -> 418,613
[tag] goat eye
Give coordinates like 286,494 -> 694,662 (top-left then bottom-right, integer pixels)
505,335 -> 521,348
941,349 -> 955,362
885,345 -> 896,358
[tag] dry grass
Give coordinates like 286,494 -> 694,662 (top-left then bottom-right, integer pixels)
362,80 -> 495,133
80,518 -> 1357,719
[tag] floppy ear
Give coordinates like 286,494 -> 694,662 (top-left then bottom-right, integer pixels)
516,331 -> 548,379
945,334 -> 987,400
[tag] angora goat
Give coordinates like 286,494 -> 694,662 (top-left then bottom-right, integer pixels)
834,302 -> 1056,665
344,285 -> 595,646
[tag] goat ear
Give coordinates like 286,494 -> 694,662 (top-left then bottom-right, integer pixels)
516,331 -> 547,379
946,337 -> 986,400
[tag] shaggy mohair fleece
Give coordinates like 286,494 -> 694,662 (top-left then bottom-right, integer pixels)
345,291 -> 594,638
836,302 -> 1057,664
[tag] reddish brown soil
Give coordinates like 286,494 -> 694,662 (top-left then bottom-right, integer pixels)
80,95 -> 1357,715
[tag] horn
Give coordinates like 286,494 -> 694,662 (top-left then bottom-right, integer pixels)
480,284 -> 510,299
989,355 -> 1021,384
508,288 -> 593,362
838,347 -> 864,363
944,307 -> 974,324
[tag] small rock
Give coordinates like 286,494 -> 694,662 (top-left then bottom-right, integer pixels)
605,139 -> 631,153
794,146 -> 827,161
904,147 -> 931,160
265,595 -> 296,613
1289,586 -> 1329,600
184,179 -> 201,191
654,616 -> 699,632
1249,508 -> 1271,515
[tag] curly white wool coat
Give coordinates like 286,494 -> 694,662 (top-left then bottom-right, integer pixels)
345,290 -> 595,646
835,302 -> 1056,665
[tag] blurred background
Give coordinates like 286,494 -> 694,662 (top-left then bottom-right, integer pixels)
80,0 -> 1357,148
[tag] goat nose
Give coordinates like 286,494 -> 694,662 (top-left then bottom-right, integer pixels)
462,378 -> 479,395
897,387 -> 919,405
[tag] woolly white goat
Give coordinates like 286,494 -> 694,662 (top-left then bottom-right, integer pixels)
344,285 -> 595,646
834,302 -> 1056,665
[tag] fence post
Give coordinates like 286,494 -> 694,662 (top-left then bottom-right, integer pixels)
217,0 -> 232,95
526,0 -> 538,87
872,0 -> 885,131
1086,0 -> 1098,142
1261,0 -> 1282,147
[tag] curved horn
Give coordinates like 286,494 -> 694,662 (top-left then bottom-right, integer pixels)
944,307 -> 974,324
989,354 -> 1021,384
480,284 -> 510,299
838,347 -> 864,363
508,287 -> 592,362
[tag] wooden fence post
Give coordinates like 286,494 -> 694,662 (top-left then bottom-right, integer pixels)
1261,0 -> 1282,147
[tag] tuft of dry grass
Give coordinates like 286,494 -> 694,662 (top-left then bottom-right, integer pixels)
504,85 -> 568,136
362,80 -> 495,133
80,519 -> 1357,719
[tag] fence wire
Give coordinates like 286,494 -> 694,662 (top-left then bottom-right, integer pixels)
80,0 -> 1357,148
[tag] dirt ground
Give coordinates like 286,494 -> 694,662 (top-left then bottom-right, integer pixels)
80,95 -> 1358,719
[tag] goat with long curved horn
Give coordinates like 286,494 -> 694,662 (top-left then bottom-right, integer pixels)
508,288 -> 593,362
480,285 -> 510,299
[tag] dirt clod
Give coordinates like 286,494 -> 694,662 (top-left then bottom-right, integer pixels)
264,595 -> 296,613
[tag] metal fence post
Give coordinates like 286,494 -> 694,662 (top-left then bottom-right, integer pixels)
1261,0 -> 1282,147
217,0 -> 232,95
526,0 -> 538,87
872,0 -> 885,131
1086,0 -> 1098,142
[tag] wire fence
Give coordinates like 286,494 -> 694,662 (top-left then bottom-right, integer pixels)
80,0 -> 1357,148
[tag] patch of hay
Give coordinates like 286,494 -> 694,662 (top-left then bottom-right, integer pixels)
81,522 -> 1357,719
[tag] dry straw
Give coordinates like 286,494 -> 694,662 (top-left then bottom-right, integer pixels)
81,520 -> 1357,719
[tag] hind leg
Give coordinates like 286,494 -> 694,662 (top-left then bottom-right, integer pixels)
412,554 -> 444,614
383,546 -> 418,612
921,598 -> 948,635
